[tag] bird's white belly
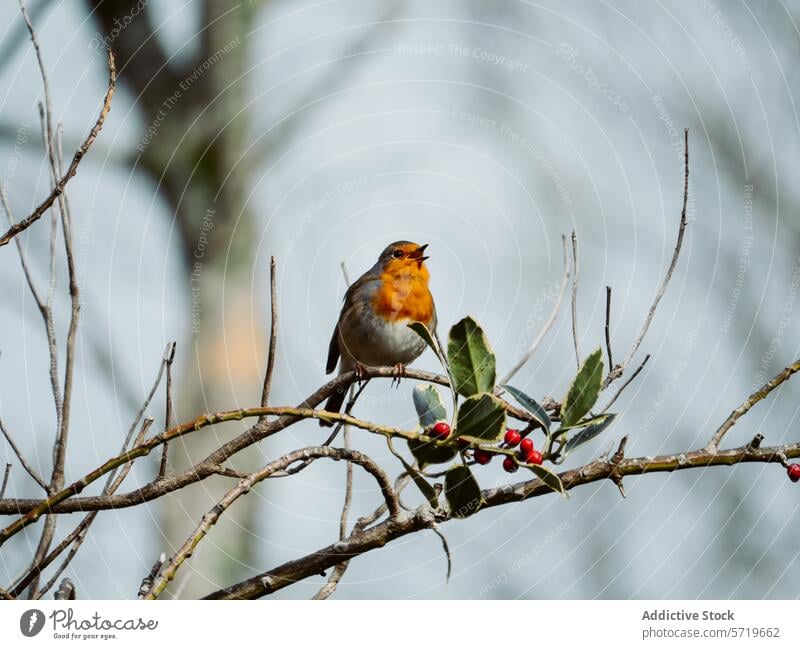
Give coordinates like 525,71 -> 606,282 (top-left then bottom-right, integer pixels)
340,315 -> 428,368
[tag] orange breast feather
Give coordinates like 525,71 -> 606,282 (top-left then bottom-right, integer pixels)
373,267 -> 433,324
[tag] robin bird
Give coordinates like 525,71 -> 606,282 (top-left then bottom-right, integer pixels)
321,241 -> 437,425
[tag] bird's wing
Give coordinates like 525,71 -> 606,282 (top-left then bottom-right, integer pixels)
325,271 -> 380,374
325,324 -> 340,374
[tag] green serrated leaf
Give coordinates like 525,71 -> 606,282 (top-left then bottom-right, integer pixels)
563,414 -> 617,456
525,463 -> 567,497
455,393 -> 506,443
444,465 -> 484,518
447,317 -> 496,397
501,384 -> 551,433
408,321 -> 458,405
561,348 -> 604,428
408,437 -> 459,467
412,384 -> 447,429
558,413 -> 613,432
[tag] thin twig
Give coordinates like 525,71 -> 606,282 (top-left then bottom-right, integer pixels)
501,235 -> 570,384
312,401 -> 356,601
0,416 -> 47,490
604,286 -> 613,370
0,49 -> 116,247
601,354 -> 650,413
706,358 -> 800,451
0,186 -> 45,310
570,230 -> 580,369
258,256 -> 278,424
12,419 -> 154,597
143,446 -> 400,599
431,525 -> 452,583
604,128 -> 689,389
158,342 -> 176,479
0,464 -> 10,499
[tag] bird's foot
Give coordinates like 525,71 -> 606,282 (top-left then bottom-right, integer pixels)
354,362 -> 368,383
391,362 -> 407,388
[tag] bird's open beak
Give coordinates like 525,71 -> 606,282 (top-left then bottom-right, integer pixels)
409,244 -> 429,262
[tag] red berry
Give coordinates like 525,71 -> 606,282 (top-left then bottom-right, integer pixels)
474,449 -> 492,465
520,438 -> 534,456
502,456 -> 518,473
457,437 -> 469,449
432,422 -> 451,440
788,464 -> 800,482
504,429 -> 522,446
526,449 -> 544,465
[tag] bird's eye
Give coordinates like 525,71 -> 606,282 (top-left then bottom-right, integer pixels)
392,250 -> 404,259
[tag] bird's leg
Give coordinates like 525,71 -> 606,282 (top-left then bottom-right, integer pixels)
391,362 -> 407,388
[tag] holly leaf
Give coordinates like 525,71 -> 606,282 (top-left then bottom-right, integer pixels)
412,384 -> 447,429
444,465 -> 483,518
560,348 -> 603,428
562,414 -> 617,456
408,437 -> 459,467
408,321 -> 458,405
524,463 -> 567,497
455,393 -> 506,443
447,317 -> 496,397
501,384 -> 551,434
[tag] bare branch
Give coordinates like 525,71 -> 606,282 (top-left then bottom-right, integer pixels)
10,419 -> 154,597
258,256 -> 278,422
0,416 -> 47,490
0,464 -> 10,499
0,49 -> 116,247
205,436 -> 799,600
158,342 -> 176,479
500,234 -> 570,385
706,358 -> 800,451
570,230 -> 580,369
604,128 -> 689,389
601,354 -> 651,413
0,186 -> 45,310
604,286 -> 613,370
142,446 -> 400,599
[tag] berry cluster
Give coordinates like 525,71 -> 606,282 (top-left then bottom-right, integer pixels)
426,423 -> 545,473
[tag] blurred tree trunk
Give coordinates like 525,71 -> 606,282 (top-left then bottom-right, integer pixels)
86,0 -> 264,597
